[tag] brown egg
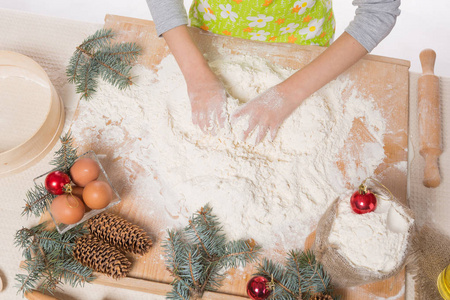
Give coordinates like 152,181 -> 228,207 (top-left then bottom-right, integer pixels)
71,185 -> 84,200
51,194 -> 85,224
71,185 -> 91,212
83,180 -> 113,210
70,158 -> 100,187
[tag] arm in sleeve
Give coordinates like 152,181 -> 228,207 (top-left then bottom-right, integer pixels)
345,0 -> 401,52
146,0 -> 188,36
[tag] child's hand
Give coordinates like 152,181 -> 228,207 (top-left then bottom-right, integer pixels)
187,74 -> 227,134
231,85 -> 302,144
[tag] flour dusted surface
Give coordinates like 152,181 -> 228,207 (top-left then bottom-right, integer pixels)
71,54 -> 386,252
328,192 -> 413,273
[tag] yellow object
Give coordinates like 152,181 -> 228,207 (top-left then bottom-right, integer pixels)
438,265 -> 450,299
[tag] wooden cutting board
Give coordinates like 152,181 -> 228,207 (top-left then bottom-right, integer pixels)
73,15 -> 410,300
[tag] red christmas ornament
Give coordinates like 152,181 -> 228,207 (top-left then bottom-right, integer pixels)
247,276 -> 272,300
350,184 -> 377,214
45,171 -> 71,195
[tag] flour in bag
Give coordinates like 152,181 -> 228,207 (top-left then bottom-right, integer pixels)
328,192 -> 413,273
70,54 -> 386,252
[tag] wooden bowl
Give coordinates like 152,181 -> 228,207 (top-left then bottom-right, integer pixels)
0,51 -> 65,177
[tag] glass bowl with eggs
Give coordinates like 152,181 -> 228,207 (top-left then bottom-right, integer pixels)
34,150 -> 121,234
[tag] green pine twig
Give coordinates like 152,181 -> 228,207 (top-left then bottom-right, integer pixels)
255,250 -> 340,300
22,184 -> 55,219
185,205 -> 226,258
103,42 -> 141,64
220,240 -> 261,269
22,132 -> 78,219
15,224 -> 94,296
14,223 -> 47,260
67,29 -> 115,83
76,57 -> 99,100
15,257 -> 47,296
78,28 -> 115,51
163,204 -> 261,299
167,281 -> 191,300
257,258 -> 296,300
67,28 -> 141,100
50,131 -> 78,173
54,258 -> 95,287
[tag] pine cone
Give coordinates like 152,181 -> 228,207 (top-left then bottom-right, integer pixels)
73,234 -> 131,279
309,293 -> 333,300
88,213 -> 153,255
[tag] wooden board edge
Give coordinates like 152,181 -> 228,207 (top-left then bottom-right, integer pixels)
93,273 -> 249,300
364,53 -> 411,69
104,14 -> 411,69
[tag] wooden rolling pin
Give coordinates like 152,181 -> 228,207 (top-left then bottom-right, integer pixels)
418,49 -> 442,188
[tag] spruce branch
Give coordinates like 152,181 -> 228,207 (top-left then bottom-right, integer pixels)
76,57 -> 99,101
50,131 -> 79,173
103,43 -> 141,64
167,281 -> 191,300
15,223 -> 47,260
22,132 -> 77,218
76,47 -> 132,88
220,240 -> 261,269
67,28 -> 140,100
185,205 -> 226,258
78,28 -> 115,51
255,250 -> 340,300
198,263 -> 224,293
15,224 -> 94,296
54,258 -> 95,287
95,51 -> 133,89
257,258 -> 296,300
163,230 -> 187,276
164,204 -> 261,299
67,51 -> 87,84
185,246 -> 203,289
67,28 -> 115,83
15,257 -> 46,296
22,184 -> 55,219
38,224 -> 86,256
291,250 -> 330,297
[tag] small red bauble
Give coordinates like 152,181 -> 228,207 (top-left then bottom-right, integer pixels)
247,276 -> 271,300
45,171 -> 71,195
350,185 -> 377,214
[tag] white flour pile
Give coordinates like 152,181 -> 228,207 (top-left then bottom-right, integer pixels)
71,54 -> 387,251
328,192 -> 413,273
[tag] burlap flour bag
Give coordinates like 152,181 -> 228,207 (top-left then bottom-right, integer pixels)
410,224 -> 450,300
313,180 -> 415,287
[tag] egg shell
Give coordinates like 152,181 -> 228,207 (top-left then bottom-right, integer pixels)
70,158 -> 101,187
83,180 -> 113,210
71,185 -> 91,212
71,185 -> 84,200
51,194 -> 85,225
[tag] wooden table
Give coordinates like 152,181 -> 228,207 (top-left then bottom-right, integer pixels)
74,15 -> 411,300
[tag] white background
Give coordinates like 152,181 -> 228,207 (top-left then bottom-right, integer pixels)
1,0 -> 449,77
0,0 -> 449,76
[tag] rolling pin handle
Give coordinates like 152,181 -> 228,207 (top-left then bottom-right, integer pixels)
420,49 -> 436,75
423,152 -> 441,188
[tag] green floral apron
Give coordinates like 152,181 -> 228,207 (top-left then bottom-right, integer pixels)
189,0 -> 335,46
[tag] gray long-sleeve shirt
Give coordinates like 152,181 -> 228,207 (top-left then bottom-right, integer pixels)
146,0 -> 400,52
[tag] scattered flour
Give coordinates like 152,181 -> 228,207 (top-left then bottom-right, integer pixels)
328,192 -> 413,273
70,54 -> 387,252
